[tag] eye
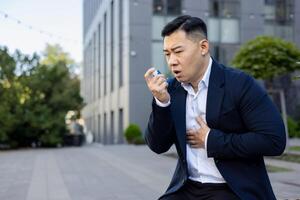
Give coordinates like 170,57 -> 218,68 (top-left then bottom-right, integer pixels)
174,51 -> 182,54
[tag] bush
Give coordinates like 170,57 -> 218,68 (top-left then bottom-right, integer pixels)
40,131 -> 63,147
124,124 -> 145,145
287,116 -> 300,138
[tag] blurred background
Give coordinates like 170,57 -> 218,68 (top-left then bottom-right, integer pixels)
1,0 -> 300,199
81,0 -> 300,145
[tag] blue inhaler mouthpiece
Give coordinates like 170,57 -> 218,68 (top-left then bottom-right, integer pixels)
152,69 -> 161,77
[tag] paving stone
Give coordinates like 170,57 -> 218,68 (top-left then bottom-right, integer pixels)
0,144 -> 299,199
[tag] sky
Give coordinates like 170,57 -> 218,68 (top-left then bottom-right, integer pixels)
0,0 -> 82,63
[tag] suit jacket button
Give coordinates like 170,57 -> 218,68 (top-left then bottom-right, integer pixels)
215,159 -> 219,163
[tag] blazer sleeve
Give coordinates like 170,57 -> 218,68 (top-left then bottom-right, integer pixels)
207,75 -> 286,159
144,99 -> 175,154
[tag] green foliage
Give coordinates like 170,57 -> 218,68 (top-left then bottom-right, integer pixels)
287,116 -> 300,138
289,146 -> 300,151
231,36 -> 300,80
124,124 -> 145,144
40,131 -> 63,147
0,44 -> 83,148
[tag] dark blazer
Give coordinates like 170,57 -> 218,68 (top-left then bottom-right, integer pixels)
145,59 -> 286,200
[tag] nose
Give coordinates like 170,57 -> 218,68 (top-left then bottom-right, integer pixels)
168,53 -> 178,67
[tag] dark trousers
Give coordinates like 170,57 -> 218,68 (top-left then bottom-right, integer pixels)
161,179 -> 240,200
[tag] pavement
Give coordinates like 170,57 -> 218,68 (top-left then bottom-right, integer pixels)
0,143 -> 300,200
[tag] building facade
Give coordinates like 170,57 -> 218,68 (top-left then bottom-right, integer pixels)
82,0 -> 300,144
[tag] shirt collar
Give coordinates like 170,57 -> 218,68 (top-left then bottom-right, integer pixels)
202,57 -> 212,88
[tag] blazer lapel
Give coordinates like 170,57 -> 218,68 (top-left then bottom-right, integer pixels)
206,60 -> 225,129
170,83 -> 187,159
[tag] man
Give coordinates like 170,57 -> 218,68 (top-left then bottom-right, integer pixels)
144,15 -> 286,200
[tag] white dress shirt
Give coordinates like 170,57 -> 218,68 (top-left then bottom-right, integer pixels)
155,57 -> 225,183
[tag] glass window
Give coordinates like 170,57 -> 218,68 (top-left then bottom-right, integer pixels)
208,0 -> 240,44
208,18 -> 239,43
209,0 -> 240,18
111,1 -> 114,92
153,0 -> 181,15
264,0 -> 294,41
207,18 -> 220,43
153,0 -> 164,15
220,18 -> 240,43
98,23 -> 101,97
118,108 -> 124,144
110,111 -> 114,143
167,0 -> 181,15
152,15 -> 166,40
119,0 -> 123,87
104,13 -> 107,95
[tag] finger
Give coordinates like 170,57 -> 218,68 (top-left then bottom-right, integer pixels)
156,77 -> 167,86
187,139 -> 195,144
162,81 -> 168,89
190,144 -> 201,148
186,132 -> 195,137
187,129 -> 197,135
157,82 -> 169,93
186,135 -> 195,141
144,67 -> 156,81
196,116 -> 206,127
153,75 -> 166,85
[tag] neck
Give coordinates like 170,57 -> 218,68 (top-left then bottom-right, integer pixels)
190,56 -> 209,92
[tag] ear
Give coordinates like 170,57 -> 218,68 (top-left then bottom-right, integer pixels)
199,39 -> 209,56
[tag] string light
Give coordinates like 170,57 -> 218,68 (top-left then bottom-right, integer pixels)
0,10 -> 80,45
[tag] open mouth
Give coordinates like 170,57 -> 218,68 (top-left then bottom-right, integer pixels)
173,70 -> 181,76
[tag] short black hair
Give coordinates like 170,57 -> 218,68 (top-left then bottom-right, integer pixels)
161,15 -> 207,40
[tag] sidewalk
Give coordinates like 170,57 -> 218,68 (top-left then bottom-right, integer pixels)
0,144 -> 299,200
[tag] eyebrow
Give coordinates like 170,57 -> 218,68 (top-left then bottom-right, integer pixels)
163,45 -> 183,52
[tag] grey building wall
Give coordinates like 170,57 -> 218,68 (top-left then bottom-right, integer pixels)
82,0 -> 130,144
82,0 -> 153,144
240,0 -> 264,42
128,1 -> 153,131
82,0 -> 300,144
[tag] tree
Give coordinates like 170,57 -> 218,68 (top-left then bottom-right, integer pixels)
0,47 -> 39,147
0,44 -> 83,148
231,36 -> 300,80
231,36 -> 300,140
24,44 -> 83,147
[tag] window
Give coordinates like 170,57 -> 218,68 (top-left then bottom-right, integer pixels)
98,23 -> 101,98
104,13 -> 107,95
98,114 -> 101,143
93,33 -> 96,101
209,0 -> 240,18
264,0 -> 294,40
118,108 -> 124,143
110,111 -> 114,144
111,1 -> 114,92
119,0 -> 123,87
153,0 -> 181,15
208,0 -> 240,44
104,112 -> 107,144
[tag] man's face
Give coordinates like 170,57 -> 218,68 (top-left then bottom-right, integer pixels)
163,30 -> 206,84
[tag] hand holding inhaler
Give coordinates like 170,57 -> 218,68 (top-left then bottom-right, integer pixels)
144,68 -> 170,104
